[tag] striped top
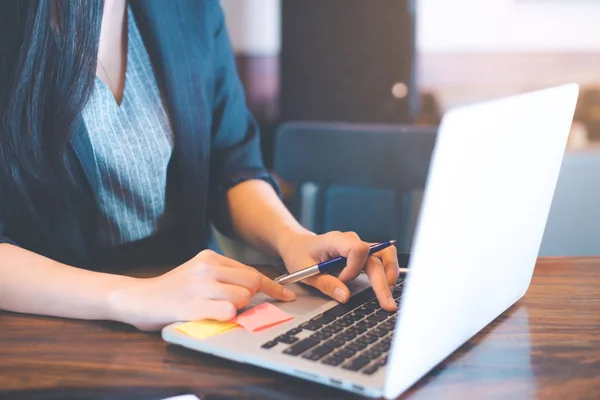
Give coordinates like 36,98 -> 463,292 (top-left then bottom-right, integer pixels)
81,5 -> 175,248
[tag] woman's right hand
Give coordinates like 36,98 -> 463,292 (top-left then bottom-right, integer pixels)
109,250 -> 296,331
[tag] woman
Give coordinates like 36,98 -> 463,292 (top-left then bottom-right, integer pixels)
0,0 -> 399,331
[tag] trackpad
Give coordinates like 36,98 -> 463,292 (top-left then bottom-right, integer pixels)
244,274 -> 371,317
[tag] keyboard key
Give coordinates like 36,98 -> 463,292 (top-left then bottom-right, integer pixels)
376,356 -> 388,366
283,338 -> 320,356
325,324 -> 344,334
381,336 -> 392,346
338,319 -> 354,328
309,331 -> 330,341
322,356 -> 345,366
347,341 -> 368,351
355,336 -> 370,346
361,303 -> 377,312
345,326 -> 361,335
353,314 -> 366,321
374,341 -> 390,350
324,338 -> 346,348
329,320 -> 347,329
363,319 -> 378,328
323,289 -> 375,317
354,324 -> 368,334
342,325 -> 363,337
373,328 -> 389,337
380,321 -> 396,331
368,299 -> 379,307
261,340 -> 278,349
367,314 -> 387,323
343,356 -> 371,371
362,334 -> 379,344
276,335 -> 299,344
380,334 -> 393,344
286,327 -> 302,335
302,345 -> 334,361
344,314 -> 364,323
302,352 -> 323,361
374,349 -> 388,358
375,310 -> 393,317
338,331 -> 357,340
363,365 -> 379,375
300,321 -> 322,331
362,349 -> 383,359
324,304 -> 353,318
335,348 -> 357,359
312,314 -> 336,325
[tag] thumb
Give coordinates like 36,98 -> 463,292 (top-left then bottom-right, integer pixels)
304,274 -> 350,304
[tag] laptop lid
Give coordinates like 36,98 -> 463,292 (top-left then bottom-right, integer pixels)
384,84 -> 579,399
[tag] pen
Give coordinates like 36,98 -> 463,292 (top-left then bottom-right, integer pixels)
274,240 -> 407,285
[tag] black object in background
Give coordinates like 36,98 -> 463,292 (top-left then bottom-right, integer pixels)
274,122 -> 437,251
280,0 -> 418,124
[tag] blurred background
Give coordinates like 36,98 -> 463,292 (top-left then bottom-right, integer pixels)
216,0 -> 600,258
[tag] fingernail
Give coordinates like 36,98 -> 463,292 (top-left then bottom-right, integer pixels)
283,288 -> 295,299
388,295 -> 397,310
334,288 -> 347,303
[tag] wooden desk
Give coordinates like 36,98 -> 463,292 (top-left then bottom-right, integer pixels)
1,258 -> 599,399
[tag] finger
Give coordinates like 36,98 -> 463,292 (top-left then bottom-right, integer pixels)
379,245 -> 400,287
304,273 -> 350,304
214,266 -> 296,302
192,255 -> 295,302
365,256 -> 396,311
213,266 -> 263,295
203,282 -> 253,310
257,274 -> 297,302
192,299 -> 237,321
325,231 -> 370,282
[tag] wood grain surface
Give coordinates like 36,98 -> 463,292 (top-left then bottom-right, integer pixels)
1,258 -> 599,399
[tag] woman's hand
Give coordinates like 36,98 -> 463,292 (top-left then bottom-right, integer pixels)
109,250 -> 296,331
277,231 -> 400,311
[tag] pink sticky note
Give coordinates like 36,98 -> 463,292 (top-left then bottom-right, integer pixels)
234,303 -> 294,332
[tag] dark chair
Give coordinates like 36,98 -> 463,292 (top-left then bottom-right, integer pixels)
273,122 -> 437,251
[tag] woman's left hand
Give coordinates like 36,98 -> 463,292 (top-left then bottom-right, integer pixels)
277,231 -> 399,311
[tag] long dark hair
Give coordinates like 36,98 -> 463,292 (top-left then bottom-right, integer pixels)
0,0 -> 103,222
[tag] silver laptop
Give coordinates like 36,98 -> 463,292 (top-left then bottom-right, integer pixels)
163,84 -> 579,398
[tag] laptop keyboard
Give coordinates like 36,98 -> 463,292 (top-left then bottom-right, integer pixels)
261,280 -> 404,375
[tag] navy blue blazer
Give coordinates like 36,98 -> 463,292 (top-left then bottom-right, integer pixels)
0,0 -> 277,268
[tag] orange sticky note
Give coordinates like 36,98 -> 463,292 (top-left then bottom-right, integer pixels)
234,303 -> 294,332
175,320 -> 238,339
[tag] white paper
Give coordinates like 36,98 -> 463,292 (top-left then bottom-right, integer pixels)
161,395 -> 200,400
